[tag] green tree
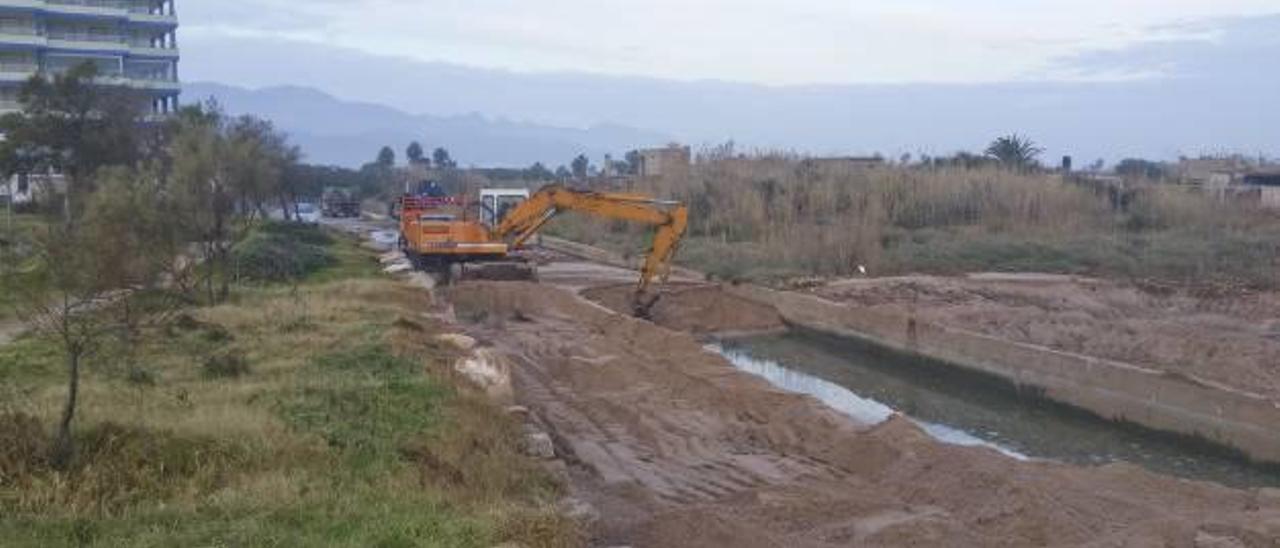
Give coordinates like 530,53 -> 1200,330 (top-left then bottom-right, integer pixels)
167,104 -> 295,303
571,154 -> 590,179
555,165 -> 571,179
377,146 -> 396,168
984,134 -> 1043,170
169,104 -> 233,304
432,147 -> 456,169
0,62 -> 150,217
526,162 -> 554,180
406,141 -> 427,167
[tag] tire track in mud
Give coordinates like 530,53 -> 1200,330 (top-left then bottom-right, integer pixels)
447,280 -> 1280,548
498,315 -> 842,509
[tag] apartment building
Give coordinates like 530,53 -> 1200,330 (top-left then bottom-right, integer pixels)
0,0 -> 179,115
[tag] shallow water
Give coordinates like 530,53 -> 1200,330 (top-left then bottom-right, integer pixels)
715,329 -> 1280,488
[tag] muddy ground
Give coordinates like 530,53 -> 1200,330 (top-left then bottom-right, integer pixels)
583,283 -> 784,336
811,274 -> 1280,399
444,260 -> 1280,547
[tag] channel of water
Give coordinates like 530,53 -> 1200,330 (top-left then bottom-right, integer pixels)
713,329 -> 1280,489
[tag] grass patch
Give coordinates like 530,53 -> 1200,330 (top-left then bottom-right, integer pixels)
202,350 -> 251,379
232,222 -> 338,283
0,245 -> 577,546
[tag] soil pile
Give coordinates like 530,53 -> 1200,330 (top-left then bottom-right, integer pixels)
583,283 -> 786,335
450,281 -> 1280,547
815,274 -> 1280,398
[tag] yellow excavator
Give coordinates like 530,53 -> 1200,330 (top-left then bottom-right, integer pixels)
399,184 -> 688,316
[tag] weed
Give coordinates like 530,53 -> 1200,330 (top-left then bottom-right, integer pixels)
125,367 -> 156,387
2,415 -> 256,515
203,350 -> 251,379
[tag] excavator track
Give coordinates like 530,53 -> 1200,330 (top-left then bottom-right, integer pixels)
455,261 -> 538,282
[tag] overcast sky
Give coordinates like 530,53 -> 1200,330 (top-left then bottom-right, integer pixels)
182,1 -> 1279,85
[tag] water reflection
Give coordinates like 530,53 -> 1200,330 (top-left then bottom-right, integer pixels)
714,331 -> 1280,488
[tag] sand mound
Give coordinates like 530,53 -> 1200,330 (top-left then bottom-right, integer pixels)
583,282 -> 786,335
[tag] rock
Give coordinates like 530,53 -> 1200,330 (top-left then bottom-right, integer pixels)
524,431 -> 556,460
383,262 -> 412,274
454,349 -> 513,401
1195,531 -> 1246,548
437,333 -> 478,351
559,497 -> 600,525
407,272 -> 436,290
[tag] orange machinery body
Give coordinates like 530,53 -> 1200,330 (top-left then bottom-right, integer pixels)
398,196 -> 509,263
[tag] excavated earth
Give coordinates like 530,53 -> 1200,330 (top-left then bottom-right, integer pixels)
582,283 -> 785,336
812,274 -> 1280,399
445,264 -> 1280,547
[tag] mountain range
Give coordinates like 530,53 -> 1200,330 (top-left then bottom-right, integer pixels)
184,82 -> 672,169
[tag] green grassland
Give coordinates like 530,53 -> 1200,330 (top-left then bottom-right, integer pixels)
0,226 -> 578,547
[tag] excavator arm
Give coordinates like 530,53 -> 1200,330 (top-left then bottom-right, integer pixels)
493,185 -> 689,317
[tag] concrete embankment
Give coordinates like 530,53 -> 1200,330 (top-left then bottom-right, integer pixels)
539,237 -> 1280,464
727,284 -> 1280,465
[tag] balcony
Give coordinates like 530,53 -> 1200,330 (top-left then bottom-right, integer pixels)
128,44 -> 178,58
45,30 -> 130,53
0,61 -> 38,82
0,2 -> 176,26
127,9 -> 176,27
44,0 -> 129,19
0,24 -> 46,47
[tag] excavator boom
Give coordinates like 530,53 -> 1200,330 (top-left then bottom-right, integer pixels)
494,185 -> 689,316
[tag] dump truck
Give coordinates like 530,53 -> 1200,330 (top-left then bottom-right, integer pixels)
321,189 -> 361,218
398,184 -> 688,316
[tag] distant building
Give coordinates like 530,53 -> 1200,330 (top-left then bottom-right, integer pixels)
0,0 -> 180,115
0,174 -> 27,205
637,145 -> 691,178
1243,169 -> 1280,210
1176,158 -> 1251,187
1,172 -> 60,205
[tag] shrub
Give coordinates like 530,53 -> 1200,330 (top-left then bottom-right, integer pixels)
203,350 -> 251,379
232,222 -> 337,282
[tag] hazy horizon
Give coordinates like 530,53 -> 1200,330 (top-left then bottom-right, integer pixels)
178,4 -> 1280,167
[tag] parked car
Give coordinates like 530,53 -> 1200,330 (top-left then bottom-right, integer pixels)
294,202 -> 321,224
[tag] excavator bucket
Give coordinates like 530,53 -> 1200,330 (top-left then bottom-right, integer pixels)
632,290 -> 662,319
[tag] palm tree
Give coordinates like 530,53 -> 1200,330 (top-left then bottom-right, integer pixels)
985,134 -> 1043,169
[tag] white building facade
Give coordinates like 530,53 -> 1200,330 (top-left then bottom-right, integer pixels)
0,0 -> 179,115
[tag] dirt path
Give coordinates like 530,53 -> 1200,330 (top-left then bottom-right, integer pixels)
448,275 -> 1280,547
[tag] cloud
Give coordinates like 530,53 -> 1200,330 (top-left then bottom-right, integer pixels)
181,0 -> 1280,85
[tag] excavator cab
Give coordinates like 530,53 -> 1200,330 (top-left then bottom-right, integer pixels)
479,189 -> 531,229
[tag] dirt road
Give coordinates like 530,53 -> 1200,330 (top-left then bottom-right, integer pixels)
446,262 -> 1280,547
